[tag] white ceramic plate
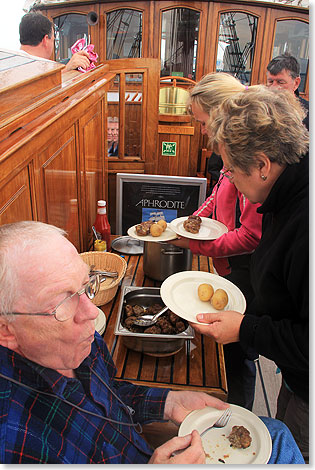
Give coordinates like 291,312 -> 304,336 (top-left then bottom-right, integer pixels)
178,404 -> 272,465
95,308 -> 106,335
127,223 -> 177,242
169,216 -> 228,240
160,271 -> 246,324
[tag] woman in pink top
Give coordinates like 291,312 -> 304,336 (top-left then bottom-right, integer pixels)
172,73 -> 262,410
173,73 -> 262,298
192,175 -> 261,278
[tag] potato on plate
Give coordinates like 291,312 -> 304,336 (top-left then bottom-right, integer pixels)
198,283 -> 214,302
150,223 -> 164,237
157,219 -> 167,231
211,288 -> 228,310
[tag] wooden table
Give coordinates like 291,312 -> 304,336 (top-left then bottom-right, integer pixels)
101,249 -> 227,402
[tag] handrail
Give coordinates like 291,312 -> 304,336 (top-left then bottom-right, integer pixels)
160,76 -> 196,88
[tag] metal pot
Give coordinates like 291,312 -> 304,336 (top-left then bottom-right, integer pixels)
143,241 -> 192,281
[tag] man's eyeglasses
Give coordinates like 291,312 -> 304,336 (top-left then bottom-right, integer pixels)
9,274 -> 103,322
220,167 -> 234,181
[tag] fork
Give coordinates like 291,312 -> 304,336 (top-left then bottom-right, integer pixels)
200,408 -> 232,438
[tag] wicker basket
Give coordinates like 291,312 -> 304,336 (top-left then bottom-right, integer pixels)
80,251 -> 127,306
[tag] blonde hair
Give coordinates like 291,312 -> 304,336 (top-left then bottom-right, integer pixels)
188,72 -> 246,115
208,85 -> 309,173
0,221 -> 66,315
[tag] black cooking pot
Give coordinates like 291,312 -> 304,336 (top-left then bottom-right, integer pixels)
143,241 -> 192,281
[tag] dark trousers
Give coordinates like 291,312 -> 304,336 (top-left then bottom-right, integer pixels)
223,255 -> 257,410
223,343 -> 256,410
276,379 -> 309,463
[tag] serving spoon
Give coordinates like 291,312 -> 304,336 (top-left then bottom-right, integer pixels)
133,305 -> 169,327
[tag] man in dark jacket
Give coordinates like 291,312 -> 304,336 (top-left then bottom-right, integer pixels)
107,117 -> 119,156
266,53 -> 309,130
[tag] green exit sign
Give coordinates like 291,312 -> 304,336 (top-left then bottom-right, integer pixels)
162,141 -> 177,156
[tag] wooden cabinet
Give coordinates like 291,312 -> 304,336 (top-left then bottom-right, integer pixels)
35,126 -> 80,247
0,50 -> 113,252
0,166 -> 34,225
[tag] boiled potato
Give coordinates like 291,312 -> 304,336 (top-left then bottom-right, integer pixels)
211,289 -> 228,310
157,219 -> 167,231
150,223 -> 163,237
198,283 -> 214,302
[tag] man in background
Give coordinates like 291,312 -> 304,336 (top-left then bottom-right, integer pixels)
19,12 -> 90,72
266,53 -> 309,130
107,116 -> 119,156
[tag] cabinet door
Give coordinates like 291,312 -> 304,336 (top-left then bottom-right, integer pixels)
0,166 -> 34,225
79,100 -> 105,250
35,126 -> 81,251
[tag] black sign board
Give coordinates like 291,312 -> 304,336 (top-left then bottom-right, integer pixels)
116,173 -> 207,235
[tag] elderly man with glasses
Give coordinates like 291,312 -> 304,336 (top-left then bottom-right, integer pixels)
0,221 -> 304,464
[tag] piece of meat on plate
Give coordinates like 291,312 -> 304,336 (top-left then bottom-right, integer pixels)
228,425 -> 252,449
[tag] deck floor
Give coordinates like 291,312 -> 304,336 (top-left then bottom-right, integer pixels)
252,356 -> 282,418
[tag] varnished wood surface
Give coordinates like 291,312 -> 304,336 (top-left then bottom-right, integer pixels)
0,56 -> 114,253
101,248 -> 227,400
0,49 -> 63,118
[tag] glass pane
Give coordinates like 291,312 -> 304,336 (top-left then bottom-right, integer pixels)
216,12 -> 257,85
125,74 -> 143,156
106,9 -> 142,59
161,8 -> 200,80
107,75 -> 120,157
272,20 -> 309,92
54,14 -> 88,63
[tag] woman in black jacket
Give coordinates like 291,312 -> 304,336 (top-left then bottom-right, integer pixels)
191,86 -> 309,461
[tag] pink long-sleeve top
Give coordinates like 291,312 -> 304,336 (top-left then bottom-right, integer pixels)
190,175 -> 262,276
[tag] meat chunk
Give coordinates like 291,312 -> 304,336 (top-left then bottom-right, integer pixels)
228,426 -> 252,449
125,304 -> 134,317
183,215 -> 202,234
157,317 -> 175,334
168,311 -> 178,325
187,215 -> 202,223
175,320 -> 186,333
146,303 -> 163,315
135,220 -> 154,236
132,305 -> 145,316
143,325 -> 162,334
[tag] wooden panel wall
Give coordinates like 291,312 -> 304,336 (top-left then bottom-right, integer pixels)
0,166 -> 34,225
0,66 -> 113,252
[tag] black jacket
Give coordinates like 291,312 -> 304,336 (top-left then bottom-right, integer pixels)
240,153 -> 309,402
295,90 -> 309,130
299,96 -> 309,131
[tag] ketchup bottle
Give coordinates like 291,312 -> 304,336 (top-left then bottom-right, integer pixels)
93,200 -> 111,251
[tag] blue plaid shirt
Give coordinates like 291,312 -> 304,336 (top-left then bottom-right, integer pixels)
0,333 -> 170,463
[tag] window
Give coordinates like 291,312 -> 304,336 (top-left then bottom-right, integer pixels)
107,73 -> 143,157
161,8 -> 200,80
272,20 -> 309,92
216,12 -> 257,85
106,9 -> 142,59
54,14 -> 88,63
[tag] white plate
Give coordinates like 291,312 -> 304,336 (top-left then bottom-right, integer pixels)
95,308 -> 106,335
169,216 -> 228,240
160,271 -> 246,324
127,223 -> 177,242
178,404 -> 272,464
